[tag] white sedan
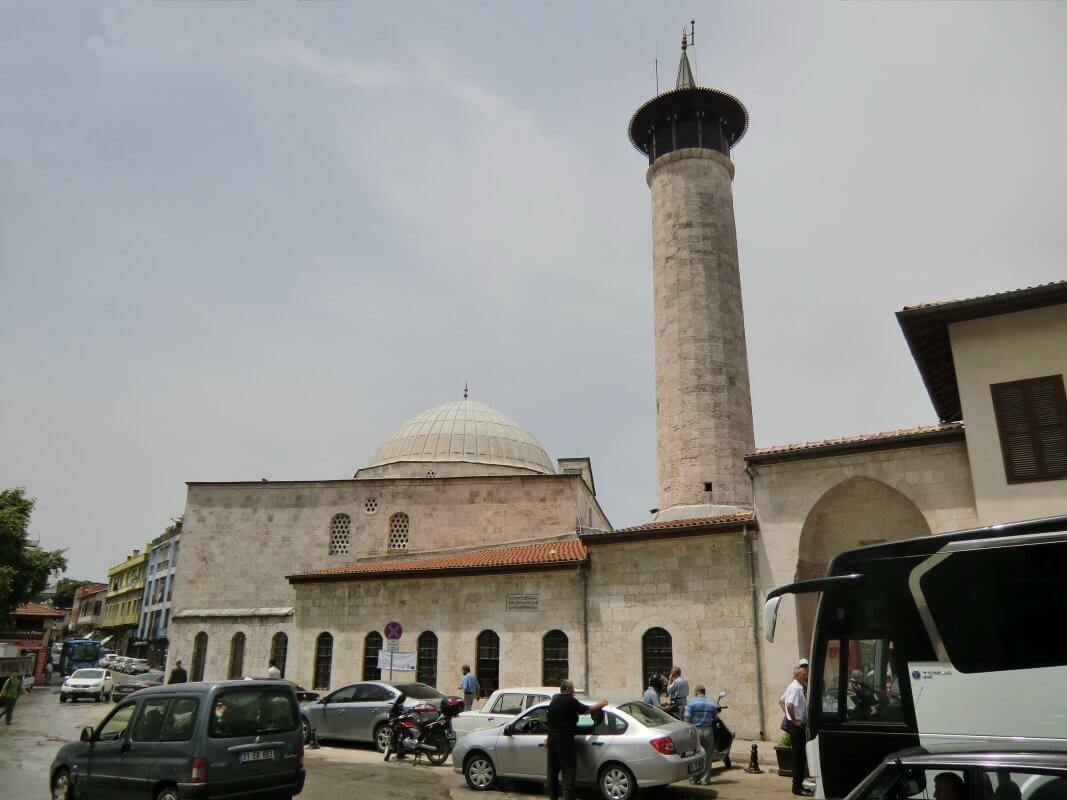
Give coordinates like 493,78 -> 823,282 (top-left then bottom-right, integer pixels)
453,686 -> 557,739
60,668 -> 114,703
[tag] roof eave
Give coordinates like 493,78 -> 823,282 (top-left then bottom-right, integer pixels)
287,557 -> 589,585
580,517 -> 755,546
747,424 -> 965,466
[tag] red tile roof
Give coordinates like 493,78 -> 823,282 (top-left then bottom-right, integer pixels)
610,511 -> 755,534
749,422 -> 964,461
16,602 -> 65,617
289,539 -> 588,583
901,281 -> 1066,311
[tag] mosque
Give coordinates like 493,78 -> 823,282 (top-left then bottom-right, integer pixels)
167,40 -> 1067,739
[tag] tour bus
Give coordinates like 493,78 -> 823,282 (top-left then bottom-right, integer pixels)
763,514 -> 1067,799
58,638 -> 103,678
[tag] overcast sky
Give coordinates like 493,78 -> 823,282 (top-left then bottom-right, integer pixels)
3,1 -> 1065,580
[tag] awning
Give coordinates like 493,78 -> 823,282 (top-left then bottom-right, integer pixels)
99,635 -> 114,646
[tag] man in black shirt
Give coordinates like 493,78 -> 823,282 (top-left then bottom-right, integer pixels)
167,659 -> 188,684
546,680 -> 608,800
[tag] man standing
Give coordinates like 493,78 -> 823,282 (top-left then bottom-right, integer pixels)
168,659 -> 188,685
266,659 -> 282,679
684,685 -> 720,785
1,673 -> 21,724
643,675 -> 661,706
458,665 -> 479,711
781,665 -> 812,796
666,666 -> 690,718
546,680 -> 608,800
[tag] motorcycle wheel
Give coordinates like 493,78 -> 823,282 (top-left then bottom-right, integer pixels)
426,731 -> 450,766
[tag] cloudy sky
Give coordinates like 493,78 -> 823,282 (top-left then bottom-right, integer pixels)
3,1 -> 1064,579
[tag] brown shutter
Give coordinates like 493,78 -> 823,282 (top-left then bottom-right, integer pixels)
991,375 -> 1067,483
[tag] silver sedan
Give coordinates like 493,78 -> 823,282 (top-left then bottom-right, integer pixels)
452,700 -> 705,800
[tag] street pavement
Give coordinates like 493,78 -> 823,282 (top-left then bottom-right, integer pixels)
1,675 -> 795,800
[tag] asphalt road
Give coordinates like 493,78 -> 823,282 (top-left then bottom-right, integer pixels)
0,677 -> 792,800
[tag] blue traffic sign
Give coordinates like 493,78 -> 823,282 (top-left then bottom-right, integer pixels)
384,621 -> 403,640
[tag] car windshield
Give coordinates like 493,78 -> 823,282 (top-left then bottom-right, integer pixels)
72,669 -> 103,679
208,688 -> 299,737
617,701 -> 677,727
395,683 -> 445,700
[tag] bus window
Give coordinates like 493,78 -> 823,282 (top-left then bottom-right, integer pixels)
822,640 -> 843,715
844,639 -> 903,724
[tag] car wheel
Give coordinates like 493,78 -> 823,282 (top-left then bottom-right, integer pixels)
95,693 -> 102,703
464,753 -> 497,790
373,723 -> 392,753
301,717 -> 312,745
155,786 -> 180,800
599,763 -> 637,800
105,691 -> 112,701
52,767 -> 72,800
426,731 -> 450,766
59,694 -> 66,704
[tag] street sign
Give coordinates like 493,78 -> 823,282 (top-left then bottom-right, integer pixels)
384,621 -> 403,640
386,638 -> 399,653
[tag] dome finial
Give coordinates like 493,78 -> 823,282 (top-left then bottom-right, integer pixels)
463,382 -> 469,400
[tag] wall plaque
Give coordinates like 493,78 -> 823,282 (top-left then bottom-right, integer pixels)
506,593 -> 540,611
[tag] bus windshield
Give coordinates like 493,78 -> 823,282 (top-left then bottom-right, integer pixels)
68,642 -> 100,661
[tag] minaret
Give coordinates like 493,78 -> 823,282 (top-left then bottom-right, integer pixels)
629,29 -> 755,517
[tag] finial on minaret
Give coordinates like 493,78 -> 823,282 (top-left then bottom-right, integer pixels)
676,21 -> 696,90
463,382 -> 469,400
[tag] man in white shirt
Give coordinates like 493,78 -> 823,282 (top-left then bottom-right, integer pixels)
780,665 -> 812,796
266,659 -> 282,680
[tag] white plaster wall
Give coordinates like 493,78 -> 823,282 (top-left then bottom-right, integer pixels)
169,617 -> 294,682
949,305 -> 1067,524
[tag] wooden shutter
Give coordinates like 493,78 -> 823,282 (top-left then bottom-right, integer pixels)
991,375 -> 1067,483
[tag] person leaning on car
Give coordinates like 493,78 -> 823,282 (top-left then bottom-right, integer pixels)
546,680 -> 608,800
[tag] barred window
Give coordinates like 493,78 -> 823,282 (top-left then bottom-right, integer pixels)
228,632 -> 246,680
314,632 -> 333,690
363,497 -> 379,515
641,627 -> 673,687
270,632 -> 288,678
417,631 -> 438,687
388,513 -> 409,550
363,632 -> 383,680
476,629 -> 500,696
191,632 -> 208,681
542,630 -> 569,687
329,513 -> 352,555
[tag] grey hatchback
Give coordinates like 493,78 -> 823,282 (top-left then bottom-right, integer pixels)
49,680 -> 305,800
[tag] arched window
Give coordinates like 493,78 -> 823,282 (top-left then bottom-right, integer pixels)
363,632 -> 383,680
641,627 -> 673,687
388,512 -> 409,550
270,632 -> 288,678
476,630 -> 500,696
542,630 -> 569,687
417,631 -> 438,687
191,631 -> 208,681
314,632 -> 333,690
329,513 -> 352,555
228,632 -> 246,679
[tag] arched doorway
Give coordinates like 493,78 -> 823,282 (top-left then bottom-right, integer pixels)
795,477 -> 930,654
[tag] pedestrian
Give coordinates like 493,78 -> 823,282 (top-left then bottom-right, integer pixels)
643,675 -> 661,706
266,659 -> 282,680
781,664 -> 813,796
666,666 -> 690,717
546,680 -> 608,800
458,665 -> 479,711
168,659 -> 188,685
44,660 -> 54,686
684,685 -> 720,785
1,673 -> 21,724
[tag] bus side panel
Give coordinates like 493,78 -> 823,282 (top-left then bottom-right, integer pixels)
814,728 -> 918,799
910,661 -> 1067,748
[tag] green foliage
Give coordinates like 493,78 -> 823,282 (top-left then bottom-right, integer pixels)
780,731 -> 792,748
0,487 -> 67,623
53,578 -> 94,609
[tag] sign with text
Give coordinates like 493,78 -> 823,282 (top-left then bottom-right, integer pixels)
386,637 -> 399,653
377,651 -> 415,671
506,594 -> 540,611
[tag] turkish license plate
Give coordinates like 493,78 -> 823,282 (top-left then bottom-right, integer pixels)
688,759 -> 704,775
239,749 -> 275,763
447,731 -> 457,743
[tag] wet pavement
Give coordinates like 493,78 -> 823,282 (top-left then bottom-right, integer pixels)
1,678 -> 793,800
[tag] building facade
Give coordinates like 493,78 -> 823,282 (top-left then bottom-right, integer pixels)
71,583 -> 108,637
137,523 -> 181,667
1,603 -> 64,681
102,546 -> 149,656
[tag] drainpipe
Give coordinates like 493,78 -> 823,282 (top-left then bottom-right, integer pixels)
744,522 -> 767,739
580,563 -> 590,693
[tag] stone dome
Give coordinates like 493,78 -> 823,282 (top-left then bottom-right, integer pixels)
366,399 -> 555,475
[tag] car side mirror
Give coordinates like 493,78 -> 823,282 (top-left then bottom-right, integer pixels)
503,724 -> 514,736
80,727 -> 94,742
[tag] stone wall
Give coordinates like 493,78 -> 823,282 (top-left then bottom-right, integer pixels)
169,616 -> 293,682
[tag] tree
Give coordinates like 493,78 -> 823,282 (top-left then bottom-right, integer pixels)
0,487 -> 67,624
53,578 -> 94,610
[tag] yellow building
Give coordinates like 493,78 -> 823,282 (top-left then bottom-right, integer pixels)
102,545 -> 150,654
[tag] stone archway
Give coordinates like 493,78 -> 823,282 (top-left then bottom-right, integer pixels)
795,477 -> 930,654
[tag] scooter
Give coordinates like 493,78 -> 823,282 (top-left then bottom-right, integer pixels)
708,690 -> 735,769
383,694 -> 464,766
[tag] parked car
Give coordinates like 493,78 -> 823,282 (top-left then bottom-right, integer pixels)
50,679 -> 306,800
286,682 -> 320,704
453,686 -> 556,739
300,680 -> 446,750
112,656 -> 130,672
844,747 -> 1067,800
59,668 -> 114,703
128,659 -> 151,674
453,699 -> 705,800
112,671 -> 165,702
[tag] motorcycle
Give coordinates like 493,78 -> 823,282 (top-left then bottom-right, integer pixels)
383,694 -> 464,766
708,690 -> 735,769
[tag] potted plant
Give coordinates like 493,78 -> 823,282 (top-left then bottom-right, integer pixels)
775,731 -> 793,776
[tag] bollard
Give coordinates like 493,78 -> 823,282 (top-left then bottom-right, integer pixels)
744,743 -> 763,774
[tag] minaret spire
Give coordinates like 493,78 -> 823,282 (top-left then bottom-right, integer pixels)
463,382 -> 469,400
676,22 -> 696,90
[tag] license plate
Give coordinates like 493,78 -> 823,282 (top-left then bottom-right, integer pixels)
239,749 -> 275,763
447,731 -> 457,743
688,759 -> 704,775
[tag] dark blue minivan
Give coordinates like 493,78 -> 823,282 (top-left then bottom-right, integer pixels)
50,680 -> 305,800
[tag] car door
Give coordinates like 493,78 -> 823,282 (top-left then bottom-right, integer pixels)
354,683 -> 396,742
481,692 -> 525,729
495,707 -> 549,779
84,701 -> 138,799
121,696 -> 170,797
315,685 -> 357,739
574,711 -> 627,781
